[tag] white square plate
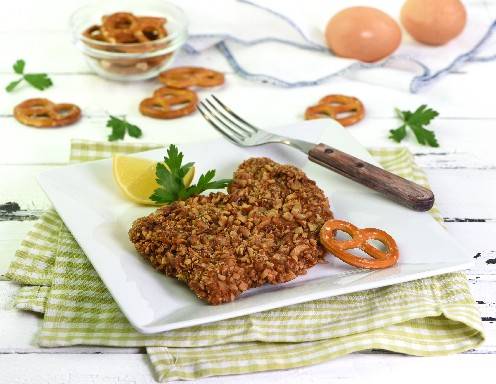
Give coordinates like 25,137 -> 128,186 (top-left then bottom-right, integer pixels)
38,119 -> 472,334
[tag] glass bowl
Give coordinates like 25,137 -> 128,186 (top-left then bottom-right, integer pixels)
70,0 -> 188,81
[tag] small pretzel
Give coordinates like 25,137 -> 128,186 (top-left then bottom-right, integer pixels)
99,13 -> 167,44
305,95 -> 365,127
159,67 -> 225,89
139,87 -> 198,119
101,12 -> 140,43
319,219 -> 399,269
14,98 -> 81,128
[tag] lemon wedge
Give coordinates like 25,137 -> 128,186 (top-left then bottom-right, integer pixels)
112,155 -> 195,205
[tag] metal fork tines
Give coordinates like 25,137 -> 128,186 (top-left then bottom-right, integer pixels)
198,95 -> 315,153
197,95 -> 261,146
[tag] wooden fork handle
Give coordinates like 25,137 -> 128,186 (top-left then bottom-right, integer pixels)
308,143 -> 434,212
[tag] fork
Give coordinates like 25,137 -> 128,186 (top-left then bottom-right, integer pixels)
198,95 -> 434,212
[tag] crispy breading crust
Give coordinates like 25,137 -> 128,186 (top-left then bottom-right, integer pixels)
129,157 -> 332,304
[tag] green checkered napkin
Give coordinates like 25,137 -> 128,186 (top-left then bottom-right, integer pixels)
7,139 -> 484,382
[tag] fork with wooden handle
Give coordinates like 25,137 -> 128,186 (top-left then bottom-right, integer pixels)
198,95 -> 434,212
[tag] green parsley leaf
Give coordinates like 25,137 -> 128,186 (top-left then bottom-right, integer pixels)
13,59 -> 25,75
149,188 -> 176,204
106,115 -> 143,141
23,73 -> 53,90
107,123 -> 126,141
5,79 -> 22,92
407,105 -> 438,127
165,144 -> 183,175
389,125 -> 407,143
150,144 -> 232,204
389,105 -> 440,147
126,122 -> 143,138
182,170 -> 231,199
410,123 -> 439,147
5,59 -> 53,92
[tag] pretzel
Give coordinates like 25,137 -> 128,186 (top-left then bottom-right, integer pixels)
100,13 -> 167,44
100,12 -> 139,43
14,98 -> 81,128
139,87 -> 198,119
319,219 -> 399,269
159,67 -> 225,89
305,95 -> 365,127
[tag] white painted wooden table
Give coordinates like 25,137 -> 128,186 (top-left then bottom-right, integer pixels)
1,0 -> 496,382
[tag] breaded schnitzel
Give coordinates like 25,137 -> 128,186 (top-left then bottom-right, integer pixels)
129,157 -> 332,304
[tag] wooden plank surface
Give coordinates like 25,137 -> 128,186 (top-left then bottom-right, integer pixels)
0,353 -> 495,384
1,111 -> 496,165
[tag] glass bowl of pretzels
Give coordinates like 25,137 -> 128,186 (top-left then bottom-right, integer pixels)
70,0 -> 188,81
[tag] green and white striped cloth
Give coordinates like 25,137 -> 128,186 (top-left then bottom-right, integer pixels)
7,139 -> 484,382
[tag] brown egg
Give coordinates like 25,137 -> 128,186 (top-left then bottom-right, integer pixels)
325,7 -> 402,62
401,0 -> 466,46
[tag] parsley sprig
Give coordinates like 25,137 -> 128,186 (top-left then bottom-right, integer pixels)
6,59 -> 53,92
150,145 -> 231,204
107,115 -> 142,141
389,105 -> 440,147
